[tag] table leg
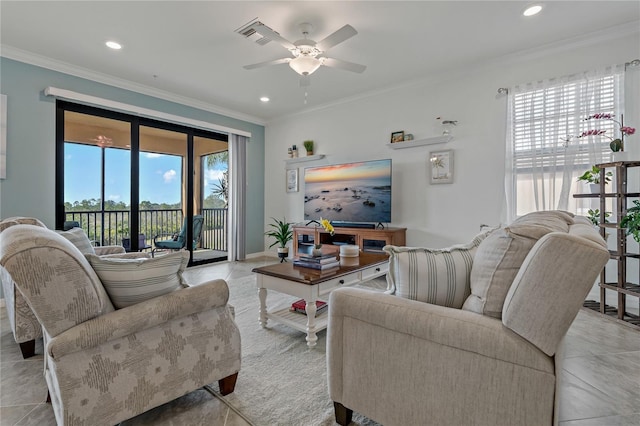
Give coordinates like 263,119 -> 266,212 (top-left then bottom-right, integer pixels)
305,300 -> 318,348
258,287 -> 268,328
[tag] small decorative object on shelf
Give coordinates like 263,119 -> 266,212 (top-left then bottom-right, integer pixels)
303,140 -> 314,156
435,117 -> 458,136
288,147 -> 293,158
390,131 -> 405,143
404,133 -> 414,141
292,144 -> 298,158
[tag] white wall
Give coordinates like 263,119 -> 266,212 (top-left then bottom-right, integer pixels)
264,31 -> 639,248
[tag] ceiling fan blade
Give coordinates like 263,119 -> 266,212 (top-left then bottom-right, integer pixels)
252,23 -> 296,50
300,74 -> 311,87
320,57 -> 366,73
243,58 -> 291,70
316,25 -> 357,51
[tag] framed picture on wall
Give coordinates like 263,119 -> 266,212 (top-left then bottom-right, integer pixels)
286,168 -> 299,193
390,131 -> 405,143
429,150 -> 454,184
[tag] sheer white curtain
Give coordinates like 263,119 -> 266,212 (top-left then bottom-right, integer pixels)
505,64 -> 625,222
228,134 -> 247,260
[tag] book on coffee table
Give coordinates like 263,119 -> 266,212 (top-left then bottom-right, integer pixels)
293,259 -> 340,270
290,299 -> 328,315
296,254 -> 339,264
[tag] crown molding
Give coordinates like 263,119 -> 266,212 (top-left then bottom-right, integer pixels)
0,45 -> 267,126
268,21 -> 640,124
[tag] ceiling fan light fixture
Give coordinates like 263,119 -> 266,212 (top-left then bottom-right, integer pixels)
289,56 -> 322,76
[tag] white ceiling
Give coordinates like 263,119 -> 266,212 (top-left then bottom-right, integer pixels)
1,1 -> 639,124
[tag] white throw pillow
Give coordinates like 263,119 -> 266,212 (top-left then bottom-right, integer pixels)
384,229 -> 493,308
86,250 -> 189,308
56,227 -> 96,255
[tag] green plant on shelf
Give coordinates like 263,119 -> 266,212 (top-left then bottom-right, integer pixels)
577,165 -> 612,185
620,200 -> 640,243
586,209 -> 611,226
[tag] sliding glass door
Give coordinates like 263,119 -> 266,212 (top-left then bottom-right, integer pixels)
56,101 -> 229,265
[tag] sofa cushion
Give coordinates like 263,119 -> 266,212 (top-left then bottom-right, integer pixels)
86,250 -> 189,308
384,229 -> 493,308
56,227 -> 96,255
462,211 -> 574,319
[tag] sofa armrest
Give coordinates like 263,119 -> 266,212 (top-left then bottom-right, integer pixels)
97,252 -> 150,260
47,278 -> 230,358
94,245 -> 126,255
327,287 -> 555,425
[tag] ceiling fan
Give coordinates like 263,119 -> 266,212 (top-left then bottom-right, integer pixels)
241,21 -> 366,87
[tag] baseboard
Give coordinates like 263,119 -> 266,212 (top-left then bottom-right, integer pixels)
246,251 -> 278,259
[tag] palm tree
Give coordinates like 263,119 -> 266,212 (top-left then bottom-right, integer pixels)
211,170 -> 229,207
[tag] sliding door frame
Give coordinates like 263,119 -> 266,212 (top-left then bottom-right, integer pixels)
55,100 -> 228,264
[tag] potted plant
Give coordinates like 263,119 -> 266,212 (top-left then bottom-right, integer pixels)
265,217 -> 293,262
303,140 -> 314,156
586,208 -> 611,227
577,165 -> 612,193
620,200 -> 640,243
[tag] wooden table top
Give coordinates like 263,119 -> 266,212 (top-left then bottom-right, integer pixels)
252,252 -> 388,285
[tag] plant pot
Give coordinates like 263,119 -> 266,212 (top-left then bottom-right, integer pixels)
277,246 -> 289,263
312,247 -> 323,257
306,151 -> 313,156
589,184 -> 600,193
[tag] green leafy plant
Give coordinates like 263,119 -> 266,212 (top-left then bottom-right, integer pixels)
620,200 -> 640,242
586,209 -> 611,226
264,217 -> 293,248
577,165 -> 612,184
303,140 -> 314,153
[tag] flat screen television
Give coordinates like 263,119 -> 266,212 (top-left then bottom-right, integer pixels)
304,159 -> 391,226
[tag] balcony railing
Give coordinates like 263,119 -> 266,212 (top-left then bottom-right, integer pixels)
65,208 -> 227,252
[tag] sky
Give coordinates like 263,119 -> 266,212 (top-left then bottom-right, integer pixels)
64,143 -> 226,205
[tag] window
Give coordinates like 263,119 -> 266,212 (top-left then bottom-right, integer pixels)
507,67 -> 624,219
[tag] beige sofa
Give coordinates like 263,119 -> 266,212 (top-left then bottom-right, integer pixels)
0,217 -> 129,358
1,224 -> 241,425
327,211 -> 609,426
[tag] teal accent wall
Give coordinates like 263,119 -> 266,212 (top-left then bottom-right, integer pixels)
0,57 -> 265,261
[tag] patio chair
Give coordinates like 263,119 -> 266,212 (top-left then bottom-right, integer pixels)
152,215 -> 204,256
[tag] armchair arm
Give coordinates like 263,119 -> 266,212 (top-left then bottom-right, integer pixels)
327,288 -> 555,425
47,278 -> 230,359
98,252 -> 150,260
94,245 -> 126,255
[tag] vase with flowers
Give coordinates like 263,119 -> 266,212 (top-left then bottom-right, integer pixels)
312,218 -> 335,257
577,113 -> 635,159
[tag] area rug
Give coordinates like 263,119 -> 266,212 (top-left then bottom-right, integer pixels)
206,273 -> 384,426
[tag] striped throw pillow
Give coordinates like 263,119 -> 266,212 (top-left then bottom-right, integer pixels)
86,250 -> 189,308
384,230 -> 492,308
56,227 -> 96,255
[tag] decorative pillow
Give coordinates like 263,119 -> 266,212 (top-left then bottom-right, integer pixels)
56,227 -> 96,255
86,250 -> 189,308
384,228 -> 494,308
462,210 -> 574,319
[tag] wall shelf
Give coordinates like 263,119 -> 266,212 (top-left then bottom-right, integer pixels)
386,135 -> 452,150
285,154 -> 325,166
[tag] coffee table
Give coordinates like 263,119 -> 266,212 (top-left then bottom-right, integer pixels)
252,252 -> 389,348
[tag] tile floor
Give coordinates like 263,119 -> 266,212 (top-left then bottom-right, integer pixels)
1,256 -> 639,425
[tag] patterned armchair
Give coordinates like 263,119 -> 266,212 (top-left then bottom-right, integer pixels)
1,224 -> 241,425
0,217 -> 130,358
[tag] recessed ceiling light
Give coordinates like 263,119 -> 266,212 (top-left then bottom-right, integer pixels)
260,97 -> 270,102
105,41 -> 122,50
523,5 -> 542,16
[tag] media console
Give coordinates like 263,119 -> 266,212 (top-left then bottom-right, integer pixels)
293,225 -> 407,256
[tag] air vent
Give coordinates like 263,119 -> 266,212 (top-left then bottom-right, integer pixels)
235,18 -> 272,46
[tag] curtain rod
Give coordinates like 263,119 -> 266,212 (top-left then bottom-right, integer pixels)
43,87 -> 252,138
497,58 -> 640,94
